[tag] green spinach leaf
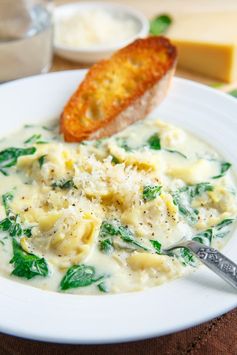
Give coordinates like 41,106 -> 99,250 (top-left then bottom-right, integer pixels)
173,191 -> 199,224
10,238 -> 48,279
147,134 -> 161,150
150,239 -> 162,254
229,89 -> 237,98
165,149 -> 187,159
143,185 -> 162,202
60,264 -> 103,290
98,220 -> 148,253
212,162 -> 231,179
97,281 -> 109,293
24,134 -> 47,144
118,225 -> 149,251
52,179 -> 76,189
38,155 -> 47,168
0,147 -> 36,173
2,191 -> 14,215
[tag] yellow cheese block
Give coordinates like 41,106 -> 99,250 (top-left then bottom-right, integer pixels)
167,13 -> 237,82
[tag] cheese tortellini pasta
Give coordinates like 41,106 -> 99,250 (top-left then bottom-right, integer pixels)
0,117 -> 236,294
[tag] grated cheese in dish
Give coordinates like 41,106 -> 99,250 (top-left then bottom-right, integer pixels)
0,118 -> 236,295
54,9 -> 140,49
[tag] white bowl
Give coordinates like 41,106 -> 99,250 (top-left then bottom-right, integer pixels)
0,70 -> 237,343
53,1 -> 149,63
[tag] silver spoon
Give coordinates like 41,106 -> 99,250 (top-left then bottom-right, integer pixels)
163,239 -> 237,289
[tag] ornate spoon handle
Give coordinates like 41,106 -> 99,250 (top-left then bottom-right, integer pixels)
185,240 -> 237,289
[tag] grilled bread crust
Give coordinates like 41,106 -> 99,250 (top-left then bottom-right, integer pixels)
60,36 -> 177,142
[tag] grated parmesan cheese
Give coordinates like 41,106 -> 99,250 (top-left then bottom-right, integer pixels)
54,9 -> 139,48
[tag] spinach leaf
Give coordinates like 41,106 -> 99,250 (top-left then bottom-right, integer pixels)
0,218 -> 12,231
99,238 -> 114,255
0,147 -> 36,173
97,281 -> 109,293
0,214 -> 22,237
143,185 -> 162,202
179,248 -> 196,266
52,179 -> 76,189
212,162 -> 231,179
60,264 -> 103,290
182,182 -> 214,198
192,229 -> 213,246
173,183 -> 213,224
118,225 -> 149,251
0,168 -> 8,176
229,89 -> 237,98
147,134 -> 161,150
38,155 -> 47,168
111,155 -> 120,164
191,218 -> 234,247
99,221 -> 119,237
10,238 -> 48,279
2,191 -> 14,215
116,138 -> 132,152
24,134 -> 47,144
23,227 -> 32,238
150,239 -> 162,254
0,192 -> 33,238
98,220 -> 148,253
94,138 -> 106,148
214,218 -> 234,238
173,191 -> 199,224
165,149 -> 187,159
150,14 -> 172,35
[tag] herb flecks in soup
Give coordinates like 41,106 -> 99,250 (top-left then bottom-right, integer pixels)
0,119 -> 236,294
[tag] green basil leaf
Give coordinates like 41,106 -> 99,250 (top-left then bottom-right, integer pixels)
150,14 -> 172,35
10,238 -> 48,279
60,264 -> 103,290
143,185 -> 162,202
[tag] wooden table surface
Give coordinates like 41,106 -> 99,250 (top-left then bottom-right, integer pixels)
1,1 -> 237,354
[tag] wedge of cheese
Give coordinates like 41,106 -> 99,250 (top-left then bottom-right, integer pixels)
167,13 -> 237,82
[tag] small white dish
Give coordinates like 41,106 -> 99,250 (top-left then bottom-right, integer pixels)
53,1 -> 149,63
0,70 -> 237,344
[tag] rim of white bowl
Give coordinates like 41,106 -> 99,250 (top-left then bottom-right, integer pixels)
53,1 -> 150,53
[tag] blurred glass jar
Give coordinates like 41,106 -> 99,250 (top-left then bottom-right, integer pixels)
0,0 -> 53,82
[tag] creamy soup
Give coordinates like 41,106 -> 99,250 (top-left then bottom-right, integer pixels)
0,118 -> 236,294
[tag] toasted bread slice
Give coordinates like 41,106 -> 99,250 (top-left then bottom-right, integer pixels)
61,36 -> 177,142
